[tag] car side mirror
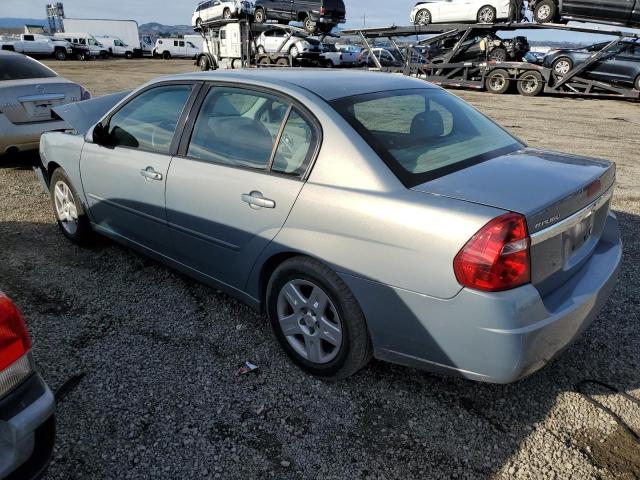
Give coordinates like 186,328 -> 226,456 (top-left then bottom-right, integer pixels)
90,122 -> 108,145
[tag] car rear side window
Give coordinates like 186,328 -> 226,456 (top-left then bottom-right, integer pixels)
106,84 -> 192,154
187,87 -> 287,170
332,88 -> 522,186
0,55 -> 57,80
271,110 -> 317,176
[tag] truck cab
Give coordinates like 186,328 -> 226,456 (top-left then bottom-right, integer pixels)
532,0 -> 640,28
0,34 -> 72,60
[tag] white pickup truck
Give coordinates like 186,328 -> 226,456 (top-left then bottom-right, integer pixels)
319,43 -> 358,67
0,34 -> 73,60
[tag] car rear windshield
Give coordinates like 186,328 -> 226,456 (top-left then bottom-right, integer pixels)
0,55 -> 57,80
331,88 -> 523,186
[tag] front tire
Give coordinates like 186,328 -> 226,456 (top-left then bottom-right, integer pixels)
303,16 -> 317,33
267,257 -> 371,379
634,74 -> 640,91
477,5 -> 496,23
125,51 -> 133,59
223,8 -> 231,19
50,169 -> 93,245
55,49 -> 66,61
414,9 -> 431,25
552,57 -> 573,77
534,0 -> 557,23
163,51 -> 171,60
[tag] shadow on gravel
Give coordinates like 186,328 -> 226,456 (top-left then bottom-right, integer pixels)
0,172 -> 638,479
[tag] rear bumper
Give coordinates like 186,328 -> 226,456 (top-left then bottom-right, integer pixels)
0,374 -> 55,480
309,14 -> 346,24
341,213 -> 622,383
0,114 -> 68,154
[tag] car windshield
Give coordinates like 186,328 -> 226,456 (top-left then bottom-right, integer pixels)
0,54 -> 57,80
332,88 -> 523,186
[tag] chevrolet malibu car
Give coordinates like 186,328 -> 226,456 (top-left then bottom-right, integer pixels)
0,50 -> 90,156
0,291 -> 55,479
38,70 -> 622,382
411,0 -> 512,25
543,40 -> 640,91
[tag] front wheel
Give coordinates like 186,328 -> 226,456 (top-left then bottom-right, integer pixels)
267,257 -> 371,379
163,51 -> 171,60
50,169 -> 93,245
533,0 -> 557,23
125,51 -> 133,59
303,16 -> 317,33
199,55 -> 209,70
486,69 -> 511,94
552,57 -> 573,77
517,71 -> 544,96
55,49 -> 66,61
289,45 -> 300,58
634,74 -> 640,91
477,5 -> 496,23
223,8 -> 231,19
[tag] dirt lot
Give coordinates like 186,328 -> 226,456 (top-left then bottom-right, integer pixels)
1,58 -> 639,479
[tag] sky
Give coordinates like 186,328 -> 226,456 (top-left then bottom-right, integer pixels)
0,0 -> 637,42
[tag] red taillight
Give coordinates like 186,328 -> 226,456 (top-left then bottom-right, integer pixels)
320,6 -> 326,14
454,213 -> 531,292
0,294 -> 31,371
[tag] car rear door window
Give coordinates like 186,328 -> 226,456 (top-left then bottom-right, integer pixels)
0,55 -> 57,80
271,110 -> 317,176
187,87 -> 287,169
106,84 -> 193,154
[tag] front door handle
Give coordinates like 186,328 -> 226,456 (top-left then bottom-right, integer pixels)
140,166 -> 163,181
242,191 -> 276,209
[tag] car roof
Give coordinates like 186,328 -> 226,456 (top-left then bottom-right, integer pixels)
167,70 -> 437,101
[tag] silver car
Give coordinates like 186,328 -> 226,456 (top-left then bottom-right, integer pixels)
0,50 -> 90,156
38,70 -> 622,382
255,27 -> 321,59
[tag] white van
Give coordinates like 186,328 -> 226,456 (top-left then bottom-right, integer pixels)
54,32 -> 109,58
94,35 -> 135,58
153,38 -> 201,59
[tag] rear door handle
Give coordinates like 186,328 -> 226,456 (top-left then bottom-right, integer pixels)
242,191 -> 276,209
140,166 -> 163,181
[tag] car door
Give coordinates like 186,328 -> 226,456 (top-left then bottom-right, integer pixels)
590,43 -> 637,85
80,82 -> 198,256
576,0 -> 634,23
166,85 -> 320,291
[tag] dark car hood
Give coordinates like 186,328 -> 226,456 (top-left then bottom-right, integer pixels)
411,148 -> 615,233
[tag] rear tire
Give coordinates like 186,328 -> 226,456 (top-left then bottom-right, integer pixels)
303,16 -> 317,33
267,256 -> 372,380
163,51 -> 171,60
533,0 -> 557,23
486,69 -> 511,94
276,57 -> 290,66
125,51 -> 133,59
50,169 -> 93,245
414,9 -> 431,25
223,8 -> 231,19
517,70 -> 544,96
477,5 -> 497,23
254,8 -> 266,23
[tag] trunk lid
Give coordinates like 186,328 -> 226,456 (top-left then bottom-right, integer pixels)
411,148 -> 615,296
0,77 -> 81,124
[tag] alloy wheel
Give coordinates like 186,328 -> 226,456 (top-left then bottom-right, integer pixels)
277,280 -> 343,364
53,181 -> 79,235
416,10 -> 430,25
554,59 -> 571,76
538,5 -> 551,21
478,7 -> 495,23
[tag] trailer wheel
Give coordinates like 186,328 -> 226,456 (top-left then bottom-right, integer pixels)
199,55 -> 210,71
533,0 -> 557,23
254,8 -> 266,23
289,45 -> 300,58
276,57 -> 290,67
477,6 -> 496,23
486,69 -> 511,94
55,49 -> 67,61
163,51 -> 171,60
552,57 -> 573,77
517,71 -> 544,96
258,56 -> 271,66
414,9 -> 431,25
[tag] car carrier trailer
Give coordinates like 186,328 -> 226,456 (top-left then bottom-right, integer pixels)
195,18 -> 331,70
342,23 -> 640,100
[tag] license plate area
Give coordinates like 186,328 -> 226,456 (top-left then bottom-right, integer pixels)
24,101 -> 53,119
565,213 -> 595,255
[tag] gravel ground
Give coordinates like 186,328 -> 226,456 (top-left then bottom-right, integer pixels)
1,59 -> 639,479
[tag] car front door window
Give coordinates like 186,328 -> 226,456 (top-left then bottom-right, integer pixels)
107,85 -> 193,154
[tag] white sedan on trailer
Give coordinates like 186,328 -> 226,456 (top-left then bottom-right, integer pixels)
410,0 -> 512,25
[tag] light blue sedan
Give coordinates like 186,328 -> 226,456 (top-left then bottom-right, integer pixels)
38,70 -> 621,382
